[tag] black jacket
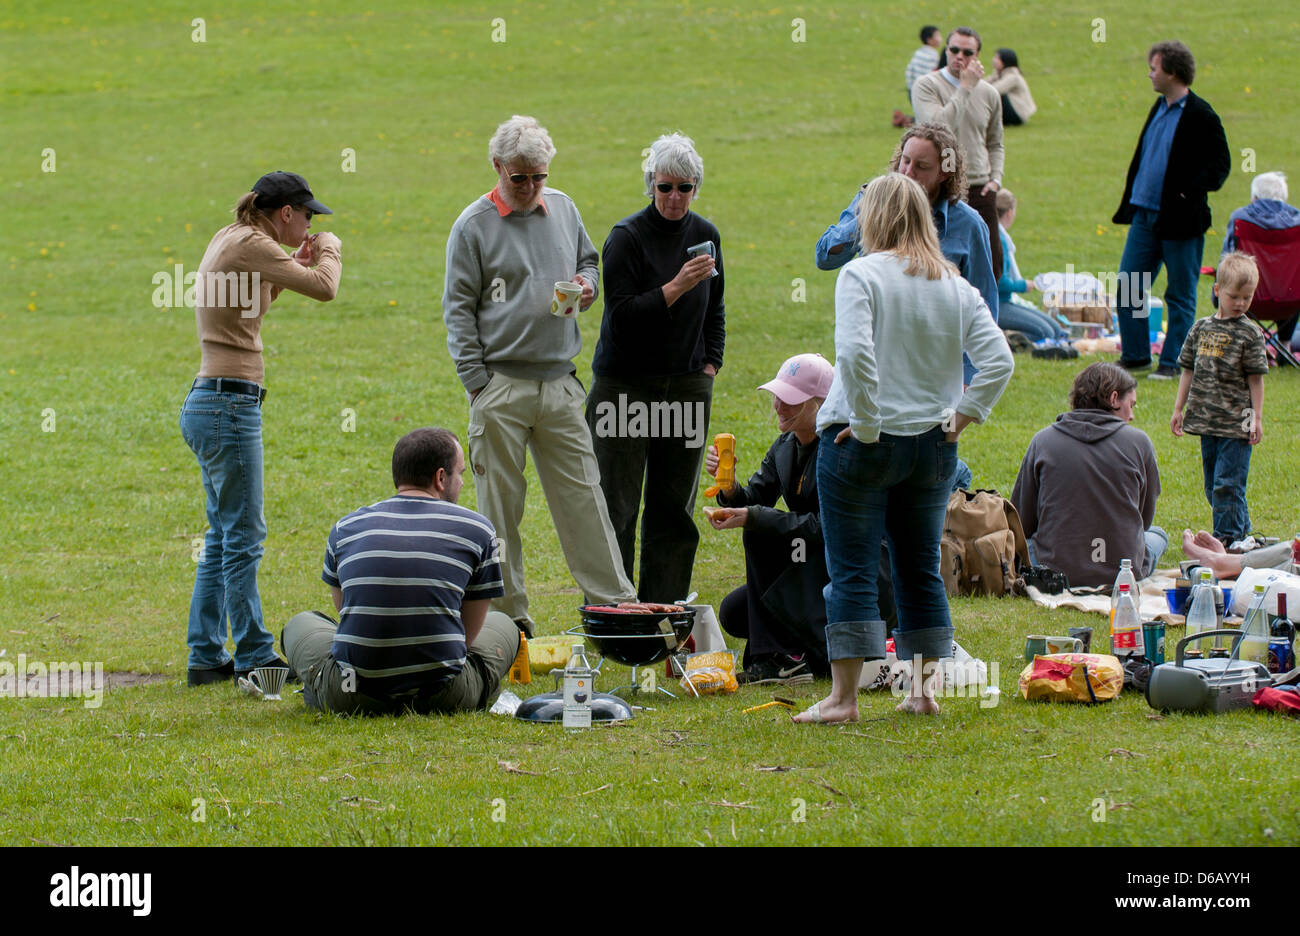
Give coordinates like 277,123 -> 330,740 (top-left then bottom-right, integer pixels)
718,433 -> 826,629
1113,90 -> 1230,240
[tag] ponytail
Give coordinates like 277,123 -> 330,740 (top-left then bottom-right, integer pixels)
234,191 -> 263,226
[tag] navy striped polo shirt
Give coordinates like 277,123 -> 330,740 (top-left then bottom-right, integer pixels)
321,494 -> 503,698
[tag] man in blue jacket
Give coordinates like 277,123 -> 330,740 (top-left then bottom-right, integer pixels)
1113,40 -> 1230,379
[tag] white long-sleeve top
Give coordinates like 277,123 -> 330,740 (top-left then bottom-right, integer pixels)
817,252 -> 1014,443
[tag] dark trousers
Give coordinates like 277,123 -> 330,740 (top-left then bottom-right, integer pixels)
1001,94 -> 1023,126
966,185 -> 1003,285
585,373 -> 713,603
718,542 -> 896,672
1115,208 -> 1203,369
1200,435 -> 1253,545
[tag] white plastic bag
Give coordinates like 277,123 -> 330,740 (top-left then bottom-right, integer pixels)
1230,567 -> 1300,620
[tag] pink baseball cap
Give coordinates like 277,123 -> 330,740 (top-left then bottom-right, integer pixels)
758,353 -> 834,404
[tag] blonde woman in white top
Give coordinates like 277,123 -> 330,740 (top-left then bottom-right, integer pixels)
793,174 -> 1013,724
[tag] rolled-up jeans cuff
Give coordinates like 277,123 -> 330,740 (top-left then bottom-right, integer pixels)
825,620 -> 886,662
893,625 -> 954,662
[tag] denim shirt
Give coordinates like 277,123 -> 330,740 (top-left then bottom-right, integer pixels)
815,191 -> 998,382
1130,94 -> 1187,212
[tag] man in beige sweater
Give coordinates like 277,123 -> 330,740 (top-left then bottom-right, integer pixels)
181,171 -> 342,686
912,26 -> 1005,281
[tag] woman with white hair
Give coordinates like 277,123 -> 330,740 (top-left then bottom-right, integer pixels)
1218,170 -> 1300,343
794,173 -> 1013,724
586,132 -> 725,603
1221,171 -> 1300,255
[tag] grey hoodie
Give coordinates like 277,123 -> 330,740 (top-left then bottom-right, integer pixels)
1011,409 -> 1161,588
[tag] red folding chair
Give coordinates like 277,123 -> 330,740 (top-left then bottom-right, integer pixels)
1227,219 -> 1300,367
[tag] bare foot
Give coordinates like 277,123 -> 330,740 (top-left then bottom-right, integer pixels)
896,694 -> 941,715
1193,530 -> 1226,553
791,698 -> 859,725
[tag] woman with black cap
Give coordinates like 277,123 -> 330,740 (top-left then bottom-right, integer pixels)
180,171 -> 342,686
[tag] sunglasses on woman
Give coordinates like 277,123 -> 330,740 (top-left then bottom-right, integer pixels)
656,182 -> 695,193
508,172 -> 549,184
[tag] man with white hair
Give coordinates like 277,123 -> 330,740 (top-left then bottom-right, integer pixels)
443,115 -> 636,635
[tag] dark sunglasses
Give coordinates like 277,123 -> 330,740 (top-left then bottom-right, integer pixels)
508,172 -> 548,184
948,46 -> 977,57
294,205 -> 314,221
656,182 -> 696,193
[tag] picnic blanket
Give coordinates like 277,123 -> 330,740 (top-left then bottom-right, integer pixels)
1025,568 -> 1183,624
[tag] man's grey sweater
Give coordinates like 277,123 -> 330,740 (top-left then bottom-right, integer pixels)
442,188 -> 600,393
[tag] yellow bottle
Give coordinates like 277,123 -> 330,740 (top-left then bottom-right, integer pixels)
508,633 -> 531,684
705,433 -> 736,497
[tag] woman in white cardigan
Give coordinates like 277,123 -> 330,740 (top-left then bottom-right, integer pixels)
793,173 -> 1014,724
988,48 -> 1037,126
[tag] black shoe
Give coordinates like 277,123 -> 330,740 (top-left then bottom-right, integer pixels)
738,654 -> 811,685
1146,365 -> 1179,380
1031,339 -> 1079,360
236,656 -> 298,683
1004,330 -> 1033,353
1118,358 -> 1152,370
187,659 -> 235,687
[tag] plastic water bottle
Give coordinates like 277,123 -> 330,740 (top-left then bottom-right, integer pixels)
1110,559 -> 1137,629
562,643 -> 594,729
1184,568 -> 1217,659
1239,583 -> 1272,666
1110,583 -> 1144,658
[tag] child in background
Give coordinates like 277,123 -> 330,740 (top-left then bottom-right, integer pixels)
896,26 -> 942,127
1170,252 -> 1269,546
994,188 -> 1075,356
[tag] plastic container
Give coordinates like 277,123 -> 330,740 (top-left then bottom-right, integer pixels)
1238,584 -> 1272,667
1110,559 -> 1137,628
1110,583 -> 1144,658
1184,570 -> 1218,658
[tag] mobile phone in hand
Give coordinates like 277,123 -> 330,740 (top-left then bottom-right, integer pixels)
687,241 -> 719,277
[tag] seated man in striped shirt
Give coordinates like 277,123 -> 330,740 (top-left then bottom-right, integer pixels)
282,427 -> 519,715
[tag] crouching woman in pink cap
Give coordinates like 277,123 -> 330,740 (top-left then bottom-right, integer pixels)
704,353 -> 874,684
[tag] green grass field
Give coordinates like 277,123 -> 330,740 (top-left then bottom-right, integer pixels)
2,0 -> 1299,846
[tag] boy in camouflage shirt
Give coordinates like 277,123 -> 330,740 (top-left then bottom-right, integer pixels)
1170,252 -> 1268,545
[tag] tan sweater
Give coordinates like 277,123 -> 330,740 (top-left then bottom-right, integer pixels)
911,70 -> 1005,186
194,216 -> 342,383
988,67 -> 1037,122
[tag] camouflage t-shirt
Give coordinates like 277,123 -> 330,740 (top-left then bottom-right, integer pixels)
1177,315 -> 1268,439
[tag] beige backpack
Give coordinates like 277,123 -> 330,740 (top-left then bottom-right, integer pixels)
940,489 -> 1030,597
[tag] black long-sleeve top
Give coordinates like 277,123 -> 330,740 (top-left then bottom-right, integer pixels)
592,202 -> 725,377
716,432 -> 821,545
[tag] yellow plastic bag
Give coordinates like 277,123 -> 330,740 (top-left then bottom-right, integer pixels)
1018,653 -> 1123,703
679,649 -> 738,695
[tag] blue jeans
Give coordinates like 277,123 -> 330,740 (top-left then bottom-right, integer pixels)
998,300 -> 1068,342
179,387 -> 275,671
1200,435 -> 1252,544
1116,208 -> 1204,369
817,425 -> 956,663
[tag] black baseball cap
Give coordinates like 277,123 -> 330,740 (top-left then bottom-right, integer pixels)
251,171 -> 333,215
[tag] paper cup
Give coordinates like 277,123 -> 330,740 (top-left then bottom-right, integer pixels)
551,281 -> 582,318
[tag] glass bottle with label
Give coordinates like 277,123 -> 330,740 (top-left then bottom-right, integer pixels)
562,643 -> 593,729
